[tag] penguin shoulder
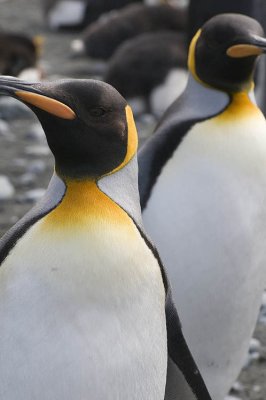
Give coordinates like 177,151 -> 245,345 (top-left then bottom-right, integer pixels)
138,76 -> 230,209
0,174 -> 66,266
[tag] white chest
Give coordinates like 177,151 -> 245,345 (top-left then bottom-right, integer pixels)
145,111 -> 266,282
0,217 -> 167,400
143,112 -> 266,399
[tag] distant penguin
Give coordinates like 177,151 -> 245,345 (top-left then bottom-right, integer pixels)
139,13 -> 266,399
0,33 -> 41,77
0,76 -> 212,400
71,3 -> 187,60
187,0 -> 266,114
42,0 -> 142,31
104,31 -> 187,115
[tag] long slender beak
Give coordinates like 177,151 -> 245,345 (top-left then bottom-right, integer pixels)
250,34 -> 266,51
0,75 -> 76,120
227,34 -> 266,58
0,75 -> 42,96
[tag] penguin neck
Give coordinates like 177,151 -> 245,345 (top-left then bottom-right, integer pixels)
188,56 -> 255,95
186,73 -> 262,122
43,176 -> 130,229
216,90 -> 263,123
43,155 -> 142,229
185,73 -> 230,107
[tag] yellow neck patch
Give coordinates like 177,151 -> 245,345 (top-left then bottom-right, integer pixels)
42,180 -> 132,229
215,91 -> 263,123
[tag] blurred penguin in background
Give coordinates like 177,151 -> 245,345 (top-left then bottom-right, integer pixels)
0,32 -> 42,79
104,31 -> 187,117
71,2 -> 187,60
42,0 -> 142,31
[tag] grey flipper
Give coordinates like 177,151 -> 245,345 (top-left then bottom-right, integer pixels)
165,358 -> 195,400
0,173 -> 66,265
138,75 -> 230,209
156,235 -> 214,399
130,225 -> 212,400
164,282 -> 212,400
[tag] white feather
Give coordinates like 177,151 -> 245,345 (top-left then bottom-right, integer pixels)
0,213 -> 167,399
143,106 -> 266,399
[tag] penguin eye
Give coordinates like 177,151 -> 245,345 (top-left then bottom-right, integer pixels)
88,107 -> 107,118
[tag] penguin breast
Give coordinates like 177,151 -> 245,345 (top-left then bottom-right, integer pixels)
0,183 -> 167,399
143,95 -> 266,398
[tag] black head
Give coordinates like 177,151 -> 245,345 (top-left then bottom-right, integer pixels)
0,77 -> 137,179
188,13 -> 266,92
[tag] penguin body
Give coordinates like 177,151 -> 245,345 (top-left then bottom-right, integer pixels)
139,14 -> 266,399
104,31 -> 187,115
0,77 -> 212,400
71,3 -> 187,60
0,174 -> 167,399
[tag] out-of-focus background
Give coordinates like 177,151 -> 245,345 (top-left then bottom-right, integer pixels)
0,1 -> 265,399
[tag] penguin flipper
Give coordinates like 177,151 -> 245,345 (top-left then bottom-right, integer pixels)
0,174 -> 65,266
135,227 -> 212,400
164,283 -> 213,400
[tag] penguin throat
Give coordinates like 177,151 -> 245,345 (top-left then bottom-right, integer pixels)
42,179 -> 131,228
215,90 -> 262,122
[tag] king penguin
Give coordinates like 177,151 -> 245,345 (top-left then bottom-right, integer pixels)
0,77 -> 212,400
139,13 -> 266,400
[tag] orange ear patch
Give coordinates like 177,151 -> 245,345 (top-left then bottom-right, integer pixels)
15,90 -> 76,120
226,44 -> 263,58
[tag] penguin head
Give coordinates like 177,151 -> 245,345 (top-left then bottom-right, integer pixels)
0,77 -> 137,180
188,13 -> 266,92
